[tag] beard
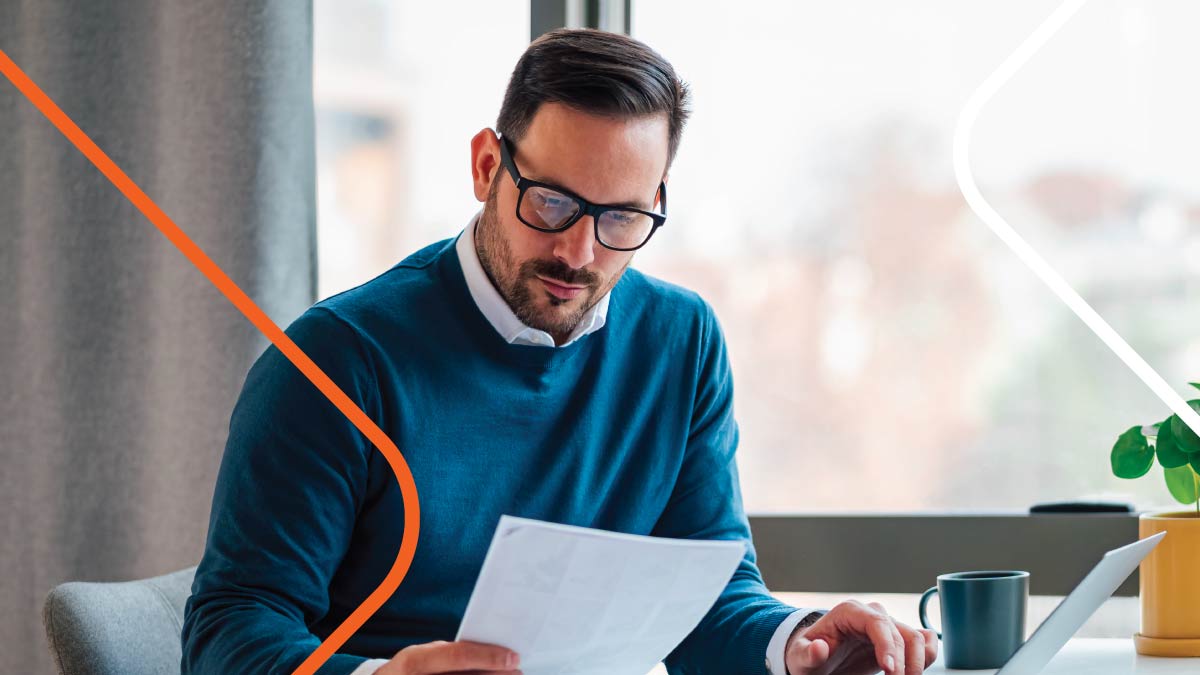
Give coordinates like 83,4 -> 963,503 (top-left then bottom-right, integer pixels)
475,182 -> 622,342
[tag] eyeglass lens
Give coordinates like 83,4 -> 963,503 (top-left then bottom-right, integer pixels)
520,186 -> 655,249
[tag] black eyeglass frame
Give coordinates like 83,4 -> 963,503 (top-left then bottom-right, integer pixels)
497,134 -> 667,252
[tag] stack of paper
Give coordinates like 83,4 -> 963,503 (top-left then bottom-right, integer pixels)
456,516 -> 745,675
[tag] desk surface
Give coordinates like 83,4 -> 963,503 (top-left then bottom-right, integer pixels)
925,639 -> 1198,674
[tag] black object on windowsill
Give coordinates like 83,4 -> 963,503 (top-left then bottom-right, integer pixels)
1029,501 -> 1135,514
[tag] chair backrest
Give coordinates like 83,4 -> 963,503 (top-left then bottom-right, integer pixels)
43,566 -> 197,675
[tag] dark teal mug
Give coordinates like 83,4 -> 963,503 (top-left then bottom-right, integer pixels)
919,570 -> 1029,669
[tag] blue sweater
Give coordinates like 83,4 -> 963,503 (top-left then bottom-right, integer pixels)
181,238 -> 797,674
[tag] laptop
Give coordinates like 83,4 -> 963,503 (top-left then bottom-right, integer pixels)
989,531 -> 1166,674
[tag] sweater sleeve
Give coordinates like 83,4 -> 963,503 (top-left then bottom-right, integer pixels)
652,308 -> 800,675
181,308 -> 380,675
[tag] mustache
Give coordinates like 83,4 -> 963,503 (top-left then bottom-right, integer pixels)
520,259 -> 599,288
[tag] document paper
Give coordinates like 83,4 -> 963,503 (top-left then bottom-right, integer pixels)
455,515 -> 746,675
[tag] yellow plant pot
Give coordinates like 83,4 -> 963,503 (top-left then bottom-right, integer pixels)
1134,511 -> 1200,656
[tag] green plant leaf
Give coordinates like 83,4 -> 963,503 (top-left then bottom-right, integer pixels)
1156,424 -> 1191,469
1169,399 -> 1200,454
1190,382 -> 1200,392
1192,453 -> 1200,475
1112,426 -> 1155,478
1164,465 -> 1199,504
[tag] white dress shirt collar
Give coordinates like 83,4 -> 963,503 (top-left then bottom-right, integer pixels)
455,212 -> 609,348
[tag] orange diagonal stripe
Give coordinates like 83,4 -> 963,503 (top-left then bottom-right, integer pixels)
0,48 -> 420,674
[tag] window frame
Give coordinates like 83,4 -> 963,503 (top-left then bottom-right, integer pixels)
749,513 -> 1140,596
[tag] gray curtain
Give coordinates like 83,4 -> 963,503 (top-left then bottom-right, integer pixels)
0,1 -> 316,672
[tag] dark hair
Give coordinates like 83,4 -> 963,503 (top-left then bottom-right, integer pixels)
496,28 -> 691,170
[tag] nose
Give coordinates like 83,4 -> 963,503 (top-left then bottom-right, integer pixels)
552,215 -> 597,270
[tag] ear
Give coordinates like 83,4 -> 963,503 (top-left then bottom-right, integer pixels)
471,128 -> 501,202
656,174 -> 669,210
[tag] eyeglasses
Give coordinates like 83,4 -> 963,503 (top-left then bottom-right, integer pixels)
498,135 -> 667,252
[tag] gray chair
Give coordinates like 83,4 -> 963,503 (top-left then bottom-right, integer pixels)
42,567 -> 196,675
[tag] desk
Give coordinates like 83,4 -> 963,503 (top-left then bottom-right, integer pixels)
925,639 -> 1198,673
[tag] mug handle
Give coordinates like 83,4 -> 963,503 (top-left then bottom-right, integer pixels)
918,586 -> 942,639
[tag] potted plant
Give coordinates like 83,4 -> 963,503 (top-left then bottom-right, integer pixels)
1110,383 -> 1200,656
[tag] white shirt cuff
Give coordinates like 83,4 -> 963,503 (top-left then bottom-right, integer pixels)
349,658 -> 390,675
765,608 -> 821,675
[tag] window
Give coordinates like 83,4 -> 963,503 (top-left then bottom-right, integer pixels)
315,0 -> 530,298
632,0 -> 1200,513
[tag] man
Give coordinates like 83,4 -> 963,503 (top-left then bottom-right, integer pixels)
182,28 -> 938,675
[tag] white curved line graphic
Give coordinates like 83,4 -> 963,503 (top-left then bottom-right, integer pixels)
953,0 -> 1200,435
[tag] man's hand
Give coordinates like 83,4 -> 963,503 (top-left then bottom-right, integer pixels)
376,640 -> 521,675
785,601 -> 938,675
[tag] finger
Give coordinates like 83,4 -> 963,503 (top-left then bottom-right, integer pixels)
892,624 -> 907,675
404,640 -> 519,674
897,623 -> 926,674
861,609 -> 902,675
865,603 -> 904,674
785,635 -> 830,672
867,603 -> 906,655
922,628 -> 940,665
